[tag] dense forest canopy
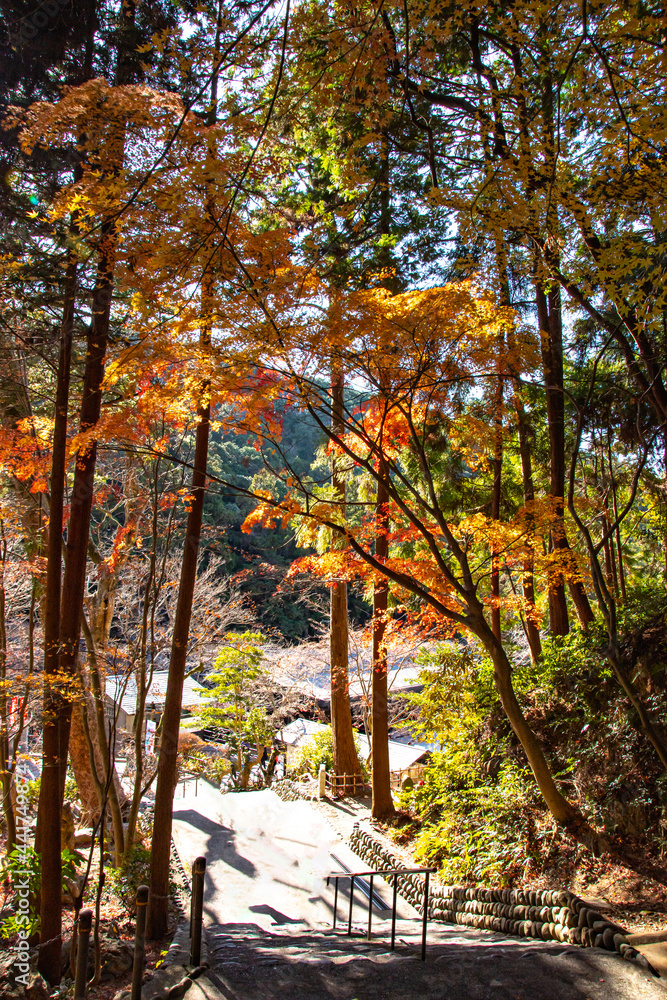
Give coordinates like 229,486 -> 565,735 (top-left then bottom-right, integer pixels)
1,0 -> 667,986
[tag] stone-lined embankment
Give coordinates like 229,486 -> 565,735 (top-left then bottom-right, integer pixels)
349,824 -> 653,970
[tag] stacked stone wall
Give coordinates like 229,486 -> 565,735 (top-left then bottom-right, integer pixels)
349,824 -> 650,967
273,778 -> 303,802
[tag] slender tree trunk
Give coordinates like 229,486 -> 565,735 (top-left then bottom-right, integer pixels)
125,561 -> 153,848
329,357 -> 361,785
127,458 -> 170,847
80,615 -> 126,860
38,2 -> 127,978
535,286 -> 597,632
72,471 -> 143,854
535,66 -> 595,632
36,256 -> 77,984
513,393 -> 542,661
490,363 -> 503,642
566,485 -> 667,774
535,284 -> 569,634
40,249 -> 113,983
146,17 -> 224,930
477,615 -> 582,823
606,428 -> 627,602
68,699 -> 103,824
146,298 -> 212,940
593,438 -> 619,597
608,643 -> 667,772
494,240 -> 538,654
369,132 -> 397,817
0,522 -> 16,851
664,435 -> 667,595
125,539 -> 157,848
474,611 -> 667,881
371,471 -> 395,819
601,514 -> 616,593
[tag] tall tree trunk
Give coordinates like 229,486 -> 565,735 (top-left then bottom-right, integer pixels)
475,610 -> 666,881
146,12 -> 225,932
36,255 -> 77,984
0,521 -> 16,851
535,284 -> 569,635
490,358 -> 503,642
606,427 -> 627,602
535,285 -> 596,632
39,243 -> 114,983
146,298 -> 212,940
329,357 -> 362,786
513,392 -> 542,661
68,699 -> 103,824
371,471 -> 395,820
477,614 -> 582,826
535,62 -> 595,632
369,131 -> 396,818
36,2 -> 131,979
80,613 -> 126,861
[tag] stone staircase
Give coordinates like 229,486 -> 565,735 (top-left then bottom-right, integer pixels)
204,919 -> 665,1000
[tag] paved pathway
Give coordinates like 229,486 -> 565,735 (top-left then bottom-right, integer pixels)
171,778 -> 666,1000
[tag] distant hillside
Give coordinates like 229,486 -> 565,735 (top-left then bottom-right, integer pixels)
203,403 -> 371,640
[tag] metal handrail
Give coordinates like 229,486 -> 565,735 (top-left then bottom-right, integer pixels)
329,854 -> 389,911
177,772 -> 200,797
326,865 -> 435,961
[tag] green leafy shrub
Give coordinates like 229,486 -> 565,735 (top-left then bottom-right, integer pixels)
22,777 -> 40,812
1,845 -> 84,939
106,845 -> 153,912
196,632 -> 274,789
293,728 -> 367,778
400,642 -> 543,884
64,764 -> 78,803
294,729 -> 334,774
206,754 -> 231,786
404,749 -> 539,884
1,845 -> 41,938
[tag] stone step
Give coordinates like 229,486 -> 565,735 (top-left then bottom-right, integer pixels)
204,921 -> 666,1000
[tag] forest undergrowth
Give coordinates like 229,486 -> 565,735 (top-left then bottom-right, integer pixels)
388,593 -> 667,930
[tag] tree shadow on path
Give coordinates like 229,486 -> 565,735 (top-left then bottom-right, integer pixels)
172,808 -> 257,878
205,922 -> 665,1000
248,904 -> 306,925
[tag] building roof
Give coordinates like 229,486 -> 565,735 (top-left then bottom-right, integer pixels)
105,671 -> 208,717
266,641 -> 426,702
280,718 -> 430,773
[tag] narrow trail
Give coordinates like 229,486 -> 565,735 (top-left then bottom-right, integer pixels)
171,779 -> 665,999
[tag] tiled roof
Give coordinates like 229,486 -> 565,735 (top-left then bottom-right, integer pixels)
105,671 -> 208,716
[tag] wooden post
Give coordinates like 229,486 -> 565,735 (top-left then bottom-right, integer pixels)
73,909 -> 93,1000
190,856 -> 206,966
131,886 -> 149,1000
390,875 -> 398,950
367,874 -> 374,940
421,871 -> 430,962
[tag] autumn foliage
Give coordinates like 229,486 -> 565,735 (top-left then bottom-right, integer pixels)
1,0 -> 667,985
